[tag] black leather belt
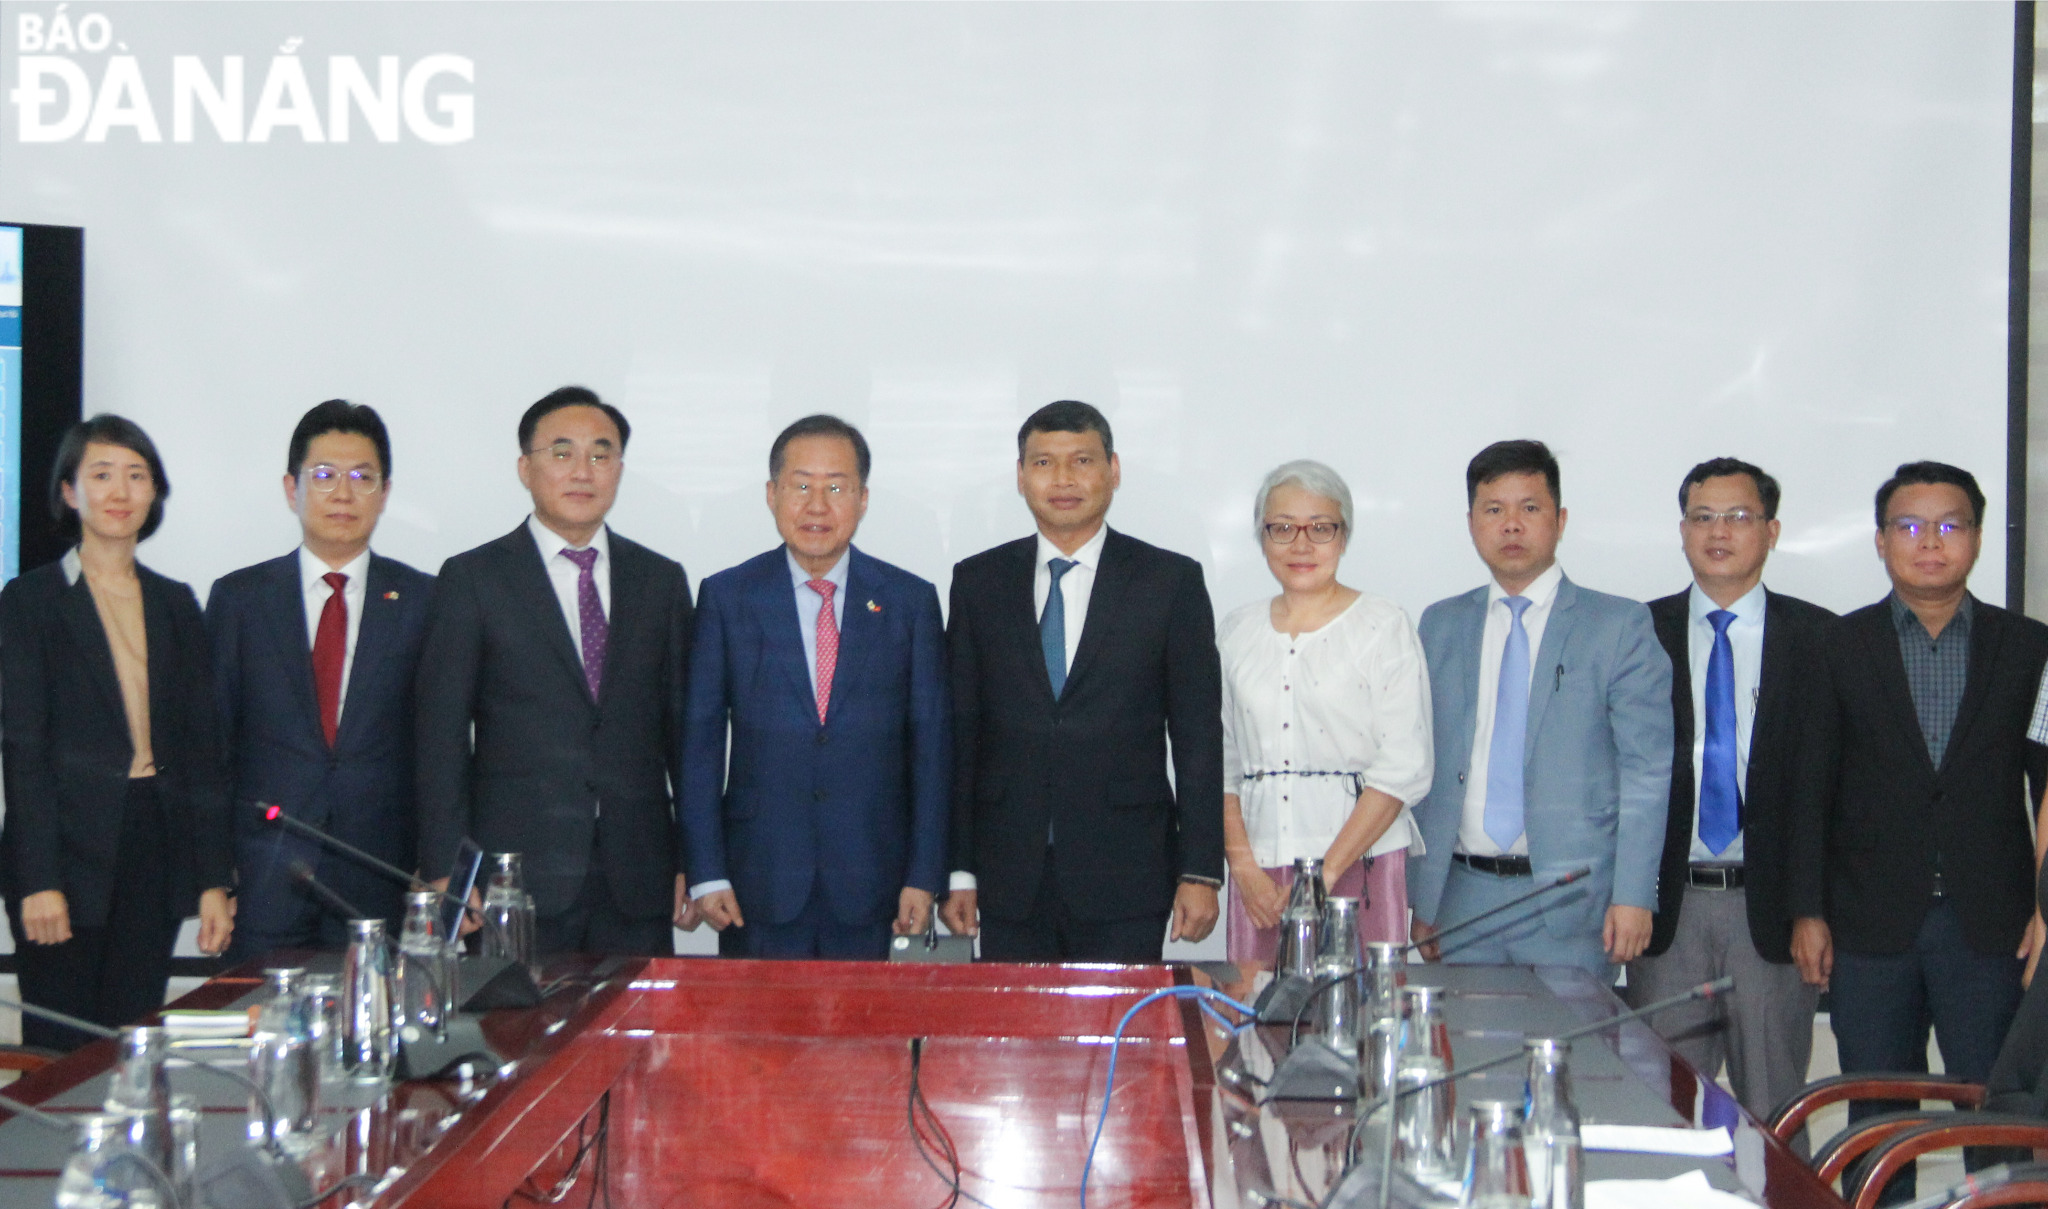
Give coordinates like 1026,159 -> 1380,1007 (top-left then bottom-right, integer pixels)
1453,852 -> 1533,877
1686,864 -> 1745,890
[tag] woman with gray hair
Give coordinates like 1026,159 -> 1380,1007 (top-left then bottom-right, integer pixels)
1218,460 -> 1434,987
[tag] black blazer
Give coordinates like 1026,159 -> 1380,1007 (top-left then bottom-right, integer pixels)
0,559 -> 232,926
207,552 -> 436,931
1821,594 -> 2048,957
946,528 -> 1224,924
414,524 -> 692,919
1645,587 -> 1836,963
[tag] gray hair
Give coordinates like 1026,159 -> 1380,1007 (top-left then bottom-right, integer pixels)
1253,459 -> 1354,540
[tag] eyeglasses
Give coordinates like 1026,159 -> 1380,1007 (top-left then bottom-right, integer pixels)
1263,521 -> 1343,545
1684,509 -> 1764,529
303,465 -> 384,494
781,480 -> 853,497
1887,517 -> 1975,540
526,440 -> 617,469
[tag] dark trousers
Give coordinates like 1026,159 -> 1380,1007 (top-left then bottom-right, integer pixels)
534,862 -> 674,957
978,846 -> 1170,964
1831,899 -> 2024,1203
717,869 -> 892,960
224,864 -> 358,964
11,780 -> 182,1052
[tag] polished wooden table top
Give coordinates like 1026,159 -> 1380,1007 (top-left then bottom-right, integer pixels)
0,957 -> 1850,1209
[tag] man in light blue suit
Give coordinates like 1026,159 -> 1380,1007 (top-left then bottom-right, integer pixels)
1408,440 -> 1673,977
681,415 -> 950,959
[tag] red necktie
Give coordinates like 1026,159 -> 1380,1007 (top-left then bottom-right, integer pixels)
312,571 -> 347,747
808,579 -> 837,724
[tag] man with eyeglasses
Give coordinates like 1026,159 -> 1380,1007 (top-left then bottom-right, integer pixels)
1407,439 -> 1672,978
1817,461 -> 2048,1200
679,415 -> 949,959
1622,457 -> 1836,1128
415,386 -> 697,956
207,400 -> 437,958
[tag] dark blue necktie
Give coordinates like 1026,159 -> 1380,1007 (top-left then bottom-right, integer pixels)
1698,609 -> 1742,855
1041,558 -> 1077,697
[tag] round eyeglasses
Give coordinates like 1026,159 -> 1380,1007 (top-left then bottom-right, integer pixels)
303,465 -> 384,495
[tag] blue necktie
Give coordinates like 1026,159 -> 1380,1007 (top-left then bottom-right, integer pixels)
1041,558 -> 1077,697
1484,595 -> 1533,850
1698,609 -> 1742,855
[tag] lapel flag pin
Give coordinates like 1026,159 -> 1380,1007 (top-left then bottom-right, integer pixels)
867,600 -> 881,613
384,591 -> 400,600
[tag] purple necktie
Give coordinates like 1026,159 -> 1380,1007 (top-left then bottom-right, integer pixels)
559,547 -> 607,699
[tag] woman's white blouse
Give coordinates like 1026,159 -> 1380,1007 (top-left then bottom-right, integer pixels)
1219,593 -> 1435,869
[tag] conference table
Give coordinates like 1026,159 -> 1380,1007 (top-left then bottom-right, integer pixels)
0,955 -> 1849,1209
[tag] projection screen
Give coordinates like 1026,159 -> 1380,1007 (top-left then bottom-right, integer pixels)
0,2 -> 2020,958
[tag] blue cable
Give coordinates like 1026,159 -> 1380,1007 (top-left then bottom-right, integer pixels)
1079,985 -> 1256,1209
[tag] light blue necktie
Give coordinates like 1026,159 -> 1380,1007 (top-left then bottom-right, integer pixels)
1698,609 -> 1742,855
1483,595 -> 1534,850
1041,558 -> 1077,697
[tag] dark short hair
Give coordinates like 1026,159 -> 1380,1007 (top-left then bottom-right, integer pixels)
1465,439 -> 1560,507
518,386 -> 631,454
1875,461 -> 1985,528
288,399 -> 392,478
50,414 -> 170,542
770,414 -> 871,483
1679,457 -> 1781,521
1017,400 -> 1114,459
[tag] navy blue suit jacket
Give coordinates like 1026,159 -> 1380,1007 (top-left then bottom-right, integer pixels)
680,546 -> 949,928
207,552 -> 435,937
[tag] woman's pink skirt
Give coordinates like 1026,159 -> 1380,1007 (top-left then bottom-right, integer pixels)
1226,852 -> 1408,968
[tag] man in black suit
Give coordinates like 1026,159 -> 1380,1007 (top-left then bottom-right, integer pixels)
415,386 -> 695,955
938,400 -> 1223,962
1818,461 -> 2048,1197
209,401 -> 435,958
1624,457 -> 1835,1126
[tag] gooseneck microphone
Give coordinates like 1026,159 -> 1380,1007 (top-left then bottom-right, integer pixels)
258,803 -> 474,918
286,859 -> 365,921
1406,866 -> 1593,955
0,1087 -> 183,1206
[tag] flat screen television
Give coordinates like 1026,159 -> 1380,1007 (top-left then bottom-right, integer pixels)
0,222 -> 83,582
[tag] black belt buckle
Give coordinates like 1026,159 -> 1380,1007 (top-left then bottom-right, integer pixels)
1455,852 -> 1533,877
1686,864 -> 1745,890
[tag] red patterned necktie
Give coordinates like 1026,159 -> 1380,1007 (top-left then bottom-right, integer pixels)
311,571 -> 347,747
808,579 -> 838,724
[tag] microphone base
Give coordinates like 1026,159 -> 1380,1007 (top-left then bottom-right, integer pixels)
195,1144 -> 317,1209
1253,974 -> 1318,1025
395,1015 -> 506,1082
457,955 -> 542,1011
1263,1036 -> 1361,1101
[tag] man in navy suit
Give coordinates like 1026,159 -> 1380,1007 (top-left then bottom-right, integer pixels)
681,414 -> 949,959
208,400 -> 436,958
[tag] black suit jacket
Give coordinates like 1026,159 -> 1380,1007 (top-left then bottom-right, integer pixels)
946,528 -> 1224,923
1646,587 -> 1836,963
1821,594 -> 2048,957
414,524 -> 692,919
0,559 -> 232,925
207,552 -> 436,932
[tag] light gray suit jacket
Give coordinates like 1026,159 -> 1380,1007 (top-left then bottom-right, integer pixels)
1409,573 -> 1673,938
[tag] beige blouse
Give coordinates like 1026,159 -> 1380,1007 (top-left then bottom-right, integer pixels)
67,550 -> 155,778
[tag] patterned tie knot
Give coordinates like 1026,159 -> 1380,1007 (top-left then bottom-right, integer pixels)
1049,557 -> 1077,583
808,578 -> 836,603
560,547 -> 598,573
1708,608 -> 1737,635
1502,594 -> 1531,620
322,571 -> 347,594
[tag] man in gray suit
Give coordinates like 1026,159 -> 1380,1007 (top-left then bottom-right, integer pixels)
1408,440 -> 1673,976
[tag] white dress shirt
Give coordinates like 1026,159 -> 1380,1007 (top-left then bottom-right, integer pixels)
789,547 -> 850,693
1456,561 -> 1565,857
948,524 -> 1112,895
299,546 -> 372,728
1034,523 -> 1108,672
1685,581 -> 1765,862
527,514 -> 611,665
1220,593 -> 1435,868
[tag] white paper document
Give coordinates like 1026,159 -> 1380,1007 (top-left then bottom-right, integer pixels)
1581,1124 -> 1735,1156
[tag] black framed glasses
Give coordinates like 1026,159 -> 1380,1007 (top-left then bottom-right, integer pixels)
1262,521 -> 1343,545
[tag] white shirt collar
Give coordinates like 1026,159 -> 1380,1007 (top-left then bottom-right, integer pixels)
527,514 -> 610,563
60,547 -> 81,585
1486,560 -> 1564,607
298,545 -> 372,592
1688,579 -> 1767,626
1035,523 -> 1109,572
786,546 -> 851,590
